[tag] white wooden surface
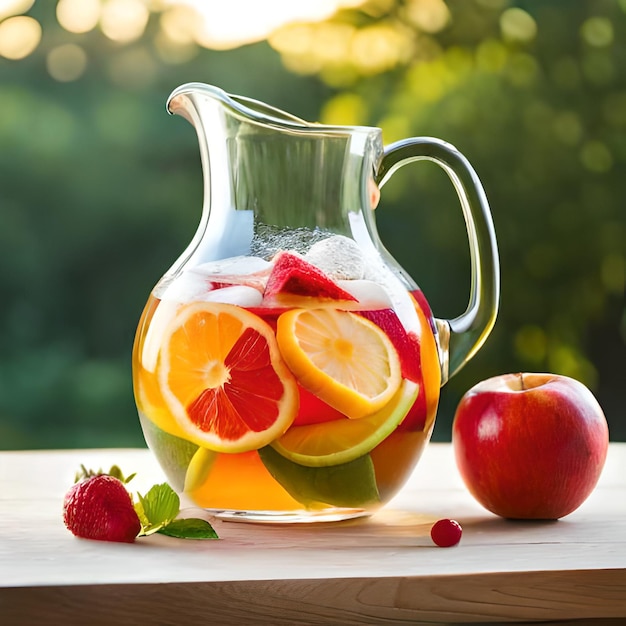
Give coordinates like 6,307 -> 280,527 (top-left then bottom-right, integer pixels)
1,443 -> 625,625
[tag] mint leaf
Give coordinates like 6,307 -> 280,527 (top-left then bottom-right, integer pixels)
157,518 -> 219,540
135,483 -> 180,535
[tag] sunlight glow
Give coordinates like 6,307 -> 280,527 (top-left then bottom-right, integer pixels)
162,0 -> 364,50
1,0 -> 372,61
0,15 -> 40,59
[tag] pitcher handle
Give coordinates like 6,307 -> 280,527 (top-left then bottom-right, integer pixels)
375,137 -> 500,384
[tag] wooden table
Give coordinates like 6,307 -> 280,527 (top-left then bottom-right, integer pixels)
1,443 -> 624,625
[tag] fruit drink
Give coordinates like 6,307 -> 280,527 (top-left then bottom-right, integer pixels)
132,238 -> 441,520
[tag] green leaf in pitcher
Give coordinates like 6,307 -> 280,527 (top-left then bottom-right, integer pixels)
139,413 -> 199,492
258,446 -> 380,508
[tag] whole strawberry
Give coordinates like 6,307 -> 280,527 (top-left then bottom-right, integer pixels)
63,466 -> 141,543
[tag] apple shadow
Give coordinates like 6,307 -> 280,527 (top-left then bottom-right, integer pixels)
458,513 -> 563,543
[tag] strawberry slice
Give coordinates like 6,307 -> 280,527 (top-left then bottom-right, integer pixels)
294,384 -> 348,426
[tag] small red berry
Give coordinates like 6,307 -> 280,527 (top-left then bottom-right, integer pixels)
63,474 -> 141,543
430,518 -> 462,547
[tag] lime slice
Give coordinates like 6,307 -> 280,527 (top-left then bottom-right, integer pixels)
270,380 -> 419,468
258,446 -> 380,508
139,414 -> 199,492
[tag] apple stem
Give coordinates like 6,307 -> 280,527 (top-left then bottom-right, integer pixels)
518,372 -> 525,390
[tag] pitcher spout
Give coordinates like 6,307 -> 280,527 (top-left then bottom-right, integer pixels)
166,82 -> 310,128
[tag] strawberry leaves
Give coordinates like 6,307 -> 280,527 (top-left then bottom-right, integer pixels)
74,464 -> 136,485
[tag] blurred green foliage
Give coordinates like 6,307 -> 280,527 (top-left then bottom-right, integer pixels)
0,0 -> 624,449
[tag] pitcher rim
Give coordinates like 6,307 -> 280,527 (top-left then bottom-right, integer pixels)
166,82 -> 381,136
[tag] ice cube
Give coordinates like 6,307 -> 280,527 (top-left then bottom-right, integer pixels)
336,279 -> 393,308
190,256 -> 271,277
304,235 -> 366,280
200,285 -> 263,307
186,256 -> 271,292
159,271 -> 212,303
359,260 -> 421,332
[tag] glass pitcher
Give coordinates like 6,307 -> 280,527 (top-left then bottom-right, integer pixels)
132,82 -> 499,523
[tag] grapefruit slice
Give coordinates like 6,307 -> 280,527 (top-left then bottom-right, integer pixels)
276,307 -> 402,419
158,302 -> 299,452
357,308 -> 421,383
271,380 -> 419,467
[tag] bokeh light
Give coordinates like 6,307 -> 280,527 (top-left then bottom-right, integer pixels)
46,44 -> 88,82
601,253 -> 625,295
106,47 -> 158,88
100,0 -> 150,43
580,140 -> 613,173
581,16 -> 614,47
159,4 -> 198,45
500,8 -> 537,43
56,0 -> 100,34
0,14 -> 40,59
0,0 -> 33,21
403,0 -> 450,33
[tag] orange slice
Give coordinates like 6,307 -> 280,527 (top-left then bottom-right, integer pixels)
396,290 -> 442,433
276,308 -> 402,419
158,302 -> 298,452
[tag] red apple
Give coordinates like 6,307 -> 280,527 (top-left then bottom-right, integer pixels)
452,372 -> 609,520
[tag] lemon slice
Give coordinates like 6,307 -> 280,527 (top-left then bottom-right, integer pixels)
270,380 -> 419,467
276,307 -> 402,419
